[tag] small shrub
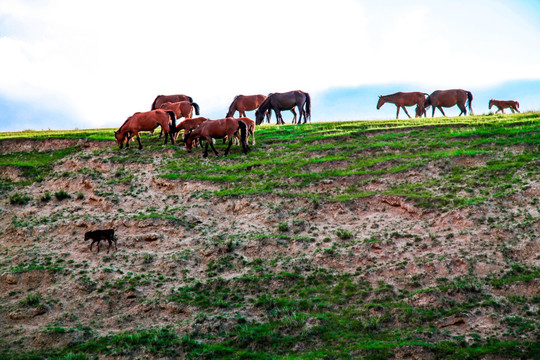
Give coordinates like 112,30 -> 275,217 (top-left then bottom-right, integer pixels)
20,293 -> 41,307
40,191 -> 51,203
336,228 -> 353,240
278,222 -> 289,232
54,190 -> 71,201
9,193 -> 32,205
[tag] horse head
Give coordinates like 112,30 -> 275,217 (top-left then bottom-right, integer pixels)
114,130 -> 126,149
255,109 -> 265,125
376,95 -> 385,109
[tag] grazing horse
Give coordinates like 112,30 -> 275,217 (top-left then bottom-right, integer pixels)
255,90 -> 311,125
489,99 -> 520,114
115,110 -> 176,149
376,92 -> 429,119
151,94 -> 194,110
185,118 -> 249,157
425,89 -> 473,117
174,116 -> 209,141
85,229 -> 117,253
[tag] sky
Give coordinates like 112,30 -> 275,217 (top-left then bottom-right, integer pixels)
1,0 -> 540,132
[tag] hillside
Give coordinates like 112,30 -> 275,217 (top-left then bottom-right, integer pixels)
0,114 -> 539,359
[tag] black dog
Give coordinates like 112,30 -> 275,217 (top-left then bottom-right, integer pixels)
84,229 -> 117,253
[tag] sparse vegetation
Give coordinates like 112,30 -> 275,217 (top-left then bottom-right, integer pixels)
0,113 -> 539,359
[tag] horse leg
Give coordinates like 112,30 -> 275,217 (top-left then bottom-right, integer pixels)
275,109 -> 283,125
224,136 -> 233,156
136,134 -> 143,150
208,137 -> 220,156
203,141 -> 210,158
402,106 -> 412,119
458,103 -> 466,116
291,108 -> 297,124
437,107 -> 446,117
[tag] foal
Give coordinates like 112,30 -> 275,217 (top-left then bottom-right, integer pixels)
85,229 -> 117,253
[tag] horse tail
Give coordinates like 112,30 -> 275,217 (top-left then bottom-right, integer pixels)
166,110 -> 176,134
466,91 -> 473,115
151,95 -> 161,110
237,120 -> 248,153
192,102 -> 200,115
516,101 -> 520,109
304,92 -> 311,122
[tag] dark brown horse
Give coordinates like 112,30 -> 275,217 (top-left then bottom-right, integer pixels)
184,118 -> 249,157
425,89 -> 473,117
376,92 -> 429,119
255,90 -> 311,125
489,99 -> 520,114
151,94 -> 194,110
115,110 -> 176,149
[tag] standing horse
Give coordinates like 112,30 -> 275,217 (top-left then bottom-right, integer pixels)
185,118 -> 249,157
255,90 -> 311,125
489,99 -> 520,114
376,92 -> 429,119
151,94 -> 194,110
425,89 -> 473,117
226,94 -> 267,117
115,110 -> 176,149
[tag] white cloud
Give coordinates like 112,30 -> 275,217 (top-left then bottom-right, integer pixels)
0,0 -> 539,129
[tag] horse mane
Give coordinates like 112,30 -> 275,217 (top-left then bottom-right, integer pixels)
258,96 -> 272,112
151,95 -> 162,110
117,115 -> 134,133
227,96 -> 239,117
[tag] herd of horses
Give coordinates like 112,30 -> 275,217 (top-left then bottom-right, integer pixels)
114,88 -> 520,156
114,90 -> 311,155
377,89 -> 520,119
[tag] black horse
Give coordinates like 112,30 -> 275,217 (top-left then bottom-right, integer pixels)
255,90 -> 311,125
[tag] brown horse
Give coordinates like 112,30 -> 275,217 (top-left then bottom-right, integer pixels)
255,90 -> 311,125
226,94 -> 267,117
151,94 -> 194,110
425,89 -> 473,117
489,99 -> 520,114
185,118 -> 249,157
115,110 -> 176,149
376,92 -> 429,119
174,116 -> 209,141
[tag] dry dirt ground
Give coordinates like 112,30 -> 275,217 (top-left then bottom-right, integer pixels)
0,138 -> 538,357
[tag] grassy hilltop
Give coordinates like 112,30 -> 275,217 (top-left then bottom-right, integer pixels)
0,113 -> 539,359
